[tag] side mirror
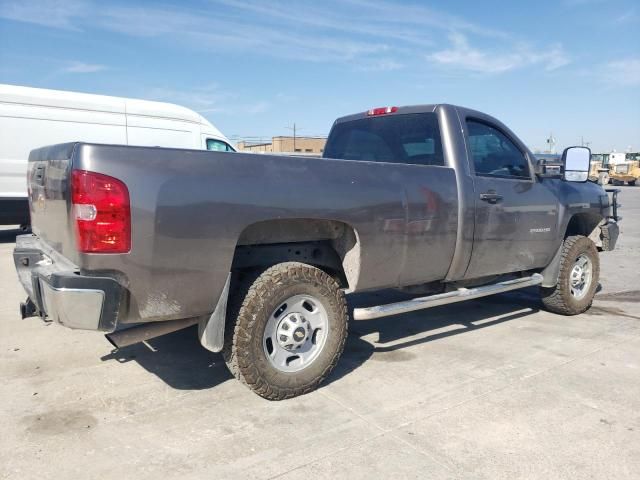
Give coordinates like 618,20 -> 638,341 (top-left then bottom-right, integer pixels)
562,146 -> 590,182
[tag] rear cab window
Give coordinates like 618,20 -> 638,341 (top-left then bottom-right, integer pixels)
323,113 -> 445,166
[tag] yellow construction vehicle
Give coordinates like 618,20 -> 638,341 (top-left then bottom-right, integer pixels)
609,152 -> 640,186
589,153 -> 611,185
589,152 -> 640,186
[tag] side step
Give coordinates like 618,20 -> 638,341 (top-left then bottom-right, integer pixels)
353,273 -> 543,321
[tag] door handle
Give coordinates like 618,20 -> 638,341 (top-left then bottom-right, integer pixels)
479,191 -> 503,204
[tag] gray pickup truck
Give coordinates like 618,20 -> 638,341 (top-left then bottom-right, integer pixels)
14,104 -> 620,400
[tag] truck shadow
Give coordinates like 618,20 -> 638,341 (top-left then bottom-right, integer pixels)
327,287 -> 541,385
101,287 -> 542,393
100,326 -> 232,390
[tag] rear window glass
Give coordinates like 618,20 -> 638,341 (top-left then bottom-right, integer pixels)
323,113 -> 444,166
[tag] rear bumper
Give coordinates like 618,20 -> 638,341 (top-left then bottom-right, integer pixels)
13,235 -> 124,332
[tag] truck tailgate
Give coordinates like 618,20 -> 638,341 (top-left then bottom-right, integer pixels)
27,143 -> 79,262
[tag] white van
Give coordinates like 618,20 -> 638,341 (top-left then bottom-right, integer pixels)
0,84 -> 235,225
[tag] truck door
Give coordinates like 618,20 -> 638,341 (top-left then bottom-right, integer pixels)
463,119 -> 559,279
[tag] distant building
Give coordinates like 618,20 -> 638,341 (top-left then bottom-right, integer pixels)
236,136 -> 326,154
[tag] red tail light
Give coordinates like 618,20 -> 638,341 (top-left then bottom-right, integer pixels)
71,170 -> 131,253
367,106 -> 398,116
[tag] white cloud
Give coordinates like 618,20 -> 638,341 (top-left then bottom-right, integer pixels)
563,0 -> 605,6
0,0 -> 87,29
145,84 -> 270,116
427,33 -> 569,74
146,84 -> 231,112
355,59 -> 404,72
244,101 -> 270,115
0,0 -> 569,76
614,8 -> 637,24
600,58 -> 640,87
62,61 -> 108,73
339,0 -> 508,39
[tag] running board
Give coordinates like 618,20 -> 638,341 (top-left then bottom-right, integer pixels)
353,273 -> 543,321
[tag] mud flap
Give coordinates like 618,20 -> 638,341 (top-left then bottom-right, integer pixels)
540,244 -> 563,288
198,274 -> 230,352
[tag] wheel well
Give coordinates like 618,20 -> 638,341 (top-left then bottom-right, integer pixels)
564,212 -> 603,239
232,219 -> 360,289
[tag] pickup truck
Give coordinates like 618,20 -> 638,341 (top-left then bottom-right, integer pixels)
13,104 -> 620,400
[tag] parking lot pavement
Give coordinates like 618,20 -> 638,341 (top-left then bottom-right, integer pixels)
1,187 -> 638,480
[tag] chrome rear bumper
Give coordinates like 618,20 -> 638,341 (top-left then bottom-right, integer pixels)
39,282 -> 105,330
13,234 -> 125,332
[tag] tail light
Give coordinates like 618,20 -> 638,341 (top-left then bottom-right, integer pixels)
367,106 -> 398,116
71,170 -> 131,253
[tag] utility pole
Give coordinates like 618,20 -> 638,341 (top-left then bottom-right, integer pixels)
581,136 -> 591,148
546,133 -> 556,154
285,123 -> 302,151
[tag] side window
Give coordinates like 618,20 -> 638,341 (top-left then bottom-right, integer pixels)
466,120 -> 530,178
206,138 -> 234,152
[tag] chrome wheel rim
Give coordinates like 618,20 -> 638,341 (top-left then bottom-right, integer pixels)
570,254 -> 592,299
263,294 -> 329,373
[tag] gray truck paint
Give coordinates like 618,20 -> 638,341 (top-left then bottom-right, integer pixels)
19,104 -> 615,342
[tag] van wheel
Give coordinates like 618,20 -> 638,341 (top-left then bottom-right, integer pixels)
222,262 -> 348,400
540,236 -> 599,315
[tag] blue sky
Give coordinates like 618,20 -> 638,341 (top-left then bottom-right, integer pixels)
0,0 -> 638,152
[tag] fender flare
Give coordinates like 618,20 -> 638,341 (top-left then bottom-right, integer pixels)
198,273 -> 230,352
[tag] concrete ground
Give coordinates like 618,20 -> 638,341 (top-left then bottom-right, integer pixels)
1,187 -> 638,480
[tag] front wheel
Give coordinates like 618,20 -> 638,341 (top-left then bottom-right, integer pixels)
223,262 -> 348,400
540,236 -> 600,315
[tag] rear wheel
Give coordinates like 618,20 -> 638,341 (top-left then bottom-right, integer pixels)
540,236 -> 599,315
223,262 -> 348,400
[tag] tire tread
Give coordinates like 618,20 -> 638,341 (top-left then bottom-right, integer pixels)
540,235 -> 599,315
222,262 -> 348,400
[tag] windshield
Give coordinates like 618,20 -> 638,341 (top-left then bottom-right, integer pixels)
206,138 -> 235,152
323,113 -> 444,166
